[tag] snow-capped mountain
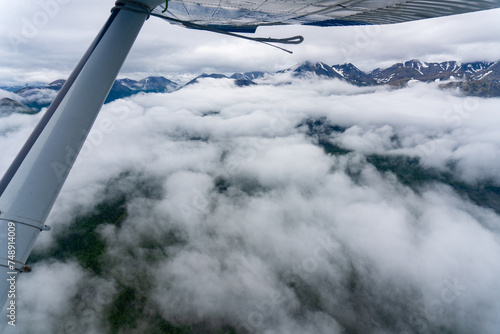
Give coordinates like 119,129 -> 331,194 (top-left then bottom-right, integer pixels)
104,76 -> 178,103
2,59 -> 499,116
0,97 -> 35,116
436,60 -> 500,97
279,61 -> 344,79
472,60 -> 500,81
230,71 -> 266,81
331,63 -> 377,86
184,73 -> 230,86
366,59 -> 494,85
293,59 -> 499,96
9,77 -> 179,111
13,82 -> 60,111
183,73 -> 258,87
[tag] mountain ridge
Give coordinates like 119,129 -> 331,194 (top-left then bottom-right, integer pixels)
2,59 -> 499,115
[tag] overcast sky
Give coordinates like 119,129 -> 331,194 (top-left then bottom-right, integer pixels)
0,0 -> 500,85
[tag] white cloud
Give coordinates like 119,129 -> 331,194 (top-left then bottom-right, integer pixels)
5,260 -> 116,334
0,89 -> 18,100
1,75 -> 498,332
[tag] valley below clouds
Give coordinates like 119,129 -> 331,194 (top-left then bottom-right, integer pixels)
2,74 -> 500,333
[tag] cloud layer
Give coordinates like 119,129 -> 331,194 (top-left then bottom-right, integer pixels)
2,75 -> 500,333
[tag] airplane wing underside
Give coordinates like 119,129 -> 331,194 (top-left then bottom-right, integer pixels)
152,0 -> 500,28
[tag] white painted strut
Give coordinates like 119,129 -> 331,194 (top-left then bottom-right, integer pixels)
0,0 -> 164,327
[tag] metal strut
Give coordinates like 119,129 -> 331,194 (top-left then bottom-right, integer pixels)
0,0 -> 165,323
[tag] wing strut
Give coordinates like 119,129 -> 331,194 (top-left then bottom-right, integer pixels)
0,0 -> 165,323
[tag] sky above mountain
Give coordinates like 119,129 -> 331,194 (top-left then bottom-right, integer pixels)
1,1 -> 500,85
